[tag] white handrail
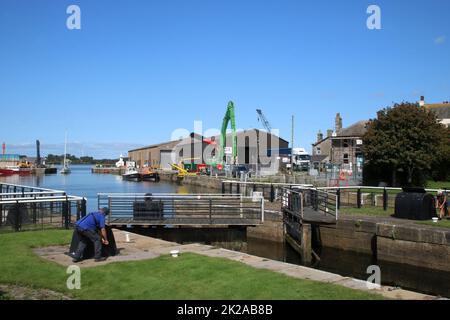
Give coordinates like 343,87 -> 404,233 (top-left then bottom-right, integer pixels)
0,182 -> 66,194
0,196 -> 85,205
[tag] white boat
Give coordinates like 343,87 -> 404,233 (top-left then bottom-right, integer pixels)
122,166 -> 140,180
60,132 -> 71,174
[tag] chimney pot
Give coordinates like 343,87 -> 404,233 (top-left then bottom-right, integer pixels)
419,96 -> 425,107
327,129 -> 333,138
317,130 -> 323,142
335,113 -> 343,133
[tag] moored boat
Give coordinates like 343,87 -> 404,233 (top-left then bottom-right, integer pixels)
0,166 -> 18,175
0,165 -> 31,175
122,167 -> 141,181
60,132 -> 71,175
140,168 -> 160,182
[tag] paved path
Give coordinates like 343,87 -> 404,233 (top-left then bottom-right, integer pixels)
33,229 -> 440,300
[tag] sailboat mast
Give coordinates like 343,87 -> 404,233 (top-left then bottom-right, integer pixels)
64,132 -> 67,166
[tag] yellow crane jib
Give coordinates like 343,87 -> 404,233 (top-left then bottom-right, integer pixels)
170,163 -> 197,177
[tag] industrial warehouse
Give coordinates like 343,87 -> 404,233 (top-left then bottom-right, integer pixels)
128,129 -> 289,175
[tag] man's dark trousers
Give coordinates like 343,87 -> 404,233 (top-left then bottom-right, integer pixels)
74,226 -> 102,260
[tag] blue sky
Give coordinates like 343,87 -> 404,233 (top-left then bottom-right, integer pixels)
0,0 -> 449,158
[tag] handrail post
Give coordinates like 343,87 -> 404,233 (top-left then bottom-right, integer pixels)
0,184 -> 2,227
270,184 -> 275,203
383,188 -> 388,211
357,188 -> 362,209
82,198 -> 87,217
300,192 -> 304,220
14,200 -> 20,231
335,192 -> 339,220
63,196 -> 69,229
222,182 -> 225,195
108,197 -> 111,225
336,188 -> 341,210
261,196 -> 264,223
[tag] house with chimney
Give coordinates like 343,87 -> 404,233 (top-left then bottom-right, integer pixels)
311,113 -> 368,174
419,96 -> 450,128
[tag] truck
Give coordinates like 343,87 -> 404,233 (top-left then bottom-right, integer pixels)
292,148 -> 311,171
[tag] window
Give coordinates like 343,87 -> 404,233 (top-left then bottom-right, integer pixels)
343,140 -> 349,148
343,153 -> 349,164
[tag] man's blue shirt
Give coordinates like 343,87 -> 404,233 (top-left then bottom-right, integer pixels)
76,212 -> 105,231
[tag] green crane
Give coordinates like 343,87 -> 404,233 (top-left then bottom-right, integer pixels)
219,101 -> 238,165
207,101 -> 238,168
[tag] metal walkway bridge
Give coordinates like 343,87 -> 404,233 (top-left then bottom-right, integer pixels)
281,187 -> 339,226
98,193 -> 265,227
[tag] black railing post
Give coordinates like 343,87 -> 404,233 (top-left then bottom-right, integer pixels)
236,183 -> 240,194
253,183 -> 257,192
313,190 -> 318,211
270,184 -> 275,203
32,201 -> 37,224
222,182 -> 225,194
81,198 -> 87,217
357,188 -> 362,209
336,188 -> 341,210
14,201 -> 20,231
63,197 -> 69,229
383,188 -> 388,211
0,184 -> 2,227
76,202 -> 81,221
229,182 -> 233,194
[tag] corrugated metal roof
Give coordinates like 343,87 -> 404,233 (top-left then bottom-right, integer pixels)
129,129 -> 288,152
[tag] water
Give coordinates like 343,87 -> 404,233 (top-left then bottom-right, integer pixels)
0,165 -> 210,212
1,165 -> 449,297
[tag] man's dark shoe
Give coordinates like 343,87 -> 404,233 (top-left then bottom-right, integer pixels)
94,257 -> 107,262
72,258 -> 82,263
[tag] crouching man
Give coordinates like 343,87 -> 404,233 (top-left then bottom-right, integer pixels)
72,207 -> 110,263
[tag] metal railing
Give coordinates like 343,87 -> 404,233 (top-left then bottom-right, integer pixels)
0,183 -> 86,232
221,180 -> 314,202
98,193 -> 264,226
281,187 -> 339,221
281,188 -> 304,219
316,186 -> 444,211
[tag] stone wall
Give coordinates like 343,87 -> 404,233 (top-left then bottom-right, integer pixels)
318,217 -> 450,272
247,211 -> 284,242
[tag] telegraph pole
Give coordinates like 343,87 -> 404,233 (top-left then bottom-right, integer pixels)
291,115 -> 294,175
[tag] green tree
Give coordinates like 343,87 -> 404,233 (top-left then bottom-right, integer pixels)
363,102 -> 449,186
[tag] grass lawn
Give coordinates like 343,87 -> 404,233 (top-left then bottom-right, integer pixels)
416,219 -> 450,229
341,207 -> 450,229
341,206 -> 395,217
425,180 -> 450,190
0,229 -> 383,300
